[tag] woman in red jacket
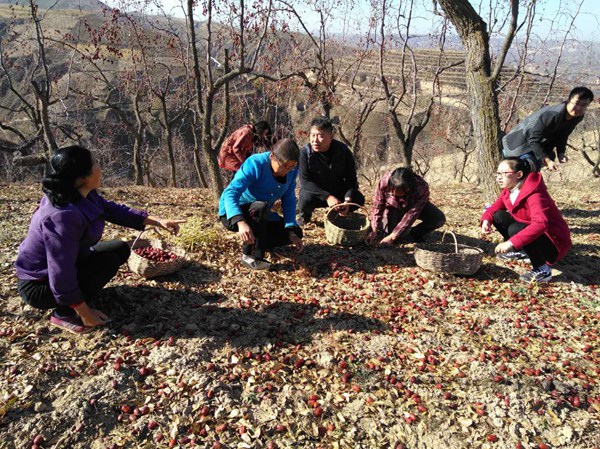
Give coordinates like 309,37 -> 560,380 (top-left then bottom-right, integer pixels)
481,157 -> 572,283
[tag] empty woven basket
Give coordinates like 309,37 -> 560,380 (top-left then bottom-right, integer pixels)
324,203 -> 371,246
414,231 -> 483,275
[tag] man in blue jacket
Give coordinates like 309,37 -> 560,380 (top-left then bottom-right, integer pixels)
502,86 -> 593,171
219,138 -> 303,270
297,117 -> 364,224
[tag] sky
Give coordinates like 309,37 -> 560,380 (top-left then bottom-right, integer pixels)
101,0 -> 600,43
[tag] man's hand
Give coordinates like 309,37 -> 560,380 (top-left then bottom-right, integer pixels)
495,241 -> 514,254
73,303 -> 110,327
326,195 -> 341,208
544,158 -> 559,172
481,220 -> 492,235
289,232 -> 304,253
237,221 -> 255,244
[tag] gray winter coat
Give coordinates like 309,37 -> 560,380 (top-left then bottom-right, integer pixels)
502,102 -> 584,161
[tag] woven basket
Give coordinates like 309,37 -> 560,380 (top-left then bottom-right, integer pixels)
324,203 -> 371,246
128,229 -> 187,279
414,231 -> 483,275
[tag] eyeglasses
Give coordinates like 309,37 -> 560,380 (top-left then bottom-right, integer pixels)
496,171 -> 516,177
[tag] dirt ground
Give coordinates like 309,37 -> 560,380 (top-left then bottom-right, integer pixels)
0,180 -> 599,449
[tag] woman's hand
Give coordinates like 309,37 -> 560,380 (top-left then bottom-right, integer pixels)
157,218 -> 187,235
494,241 -> 514,254
289,232 -> 304,253
481,220 -> 492,235
237,221 -> 255,244
365,230 -> 379,245
145,216 -> 187,235
73,303 -> 110,327
379,234 -> 396,246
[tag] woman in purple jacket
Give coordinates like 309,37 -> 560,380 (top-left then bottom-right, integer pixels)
15,146 -> 184,334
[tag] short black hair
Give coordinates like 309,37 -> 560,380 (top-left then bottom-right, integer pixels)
272,138 -> 300,163
568,86 -> 594,103
310,116 -> 334,133
389,167 -> 416,192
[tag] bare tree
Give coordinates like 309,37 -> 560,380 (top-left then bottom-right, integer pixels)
433,0 -> 524,201
0,1 -> 67,167
372,0 -> 458,167
186,0 -> 274,199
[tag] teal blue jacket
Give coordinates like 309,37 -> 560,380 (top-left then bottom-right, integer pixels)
218,152 -> 298,228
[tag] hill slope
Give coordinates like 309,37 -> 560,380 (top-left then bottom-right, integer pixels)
0,0 -> 107,10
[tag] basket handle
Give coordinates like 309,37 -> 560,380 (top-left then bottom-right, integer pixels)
131,226 -> 164,250
440,230 -> 459,254
326,202 -> 370,220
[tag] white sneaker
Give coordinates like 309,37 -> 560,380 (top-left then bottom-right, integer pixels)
241,255 -> 272,270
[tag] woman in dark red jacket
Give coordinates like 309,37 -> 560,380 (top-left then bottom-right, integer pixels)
481,157 -> 571,283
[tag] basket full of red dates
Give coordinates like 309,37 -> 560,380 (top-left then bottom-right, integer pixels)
128,230 -> 187,278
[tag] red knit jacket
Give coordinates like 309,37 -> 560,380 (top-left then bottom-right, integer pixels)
217,124 -> 255,171
481,172 -> 572,263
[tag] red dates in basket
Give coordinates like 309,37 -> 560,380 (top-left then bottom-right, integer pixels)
134,247 -> 178,262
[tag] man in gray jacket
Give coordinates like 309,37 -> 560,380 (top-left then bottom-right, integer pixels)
502,86 -> 593,171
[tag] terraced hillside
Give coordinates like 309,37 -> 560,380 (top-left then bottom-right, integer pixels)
338,48 -> 575,105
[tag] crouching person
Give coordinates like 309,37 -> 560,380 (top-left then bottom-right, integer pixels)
366,167 -> 445,245
481,157 -> 572,283
219,138 -> 304,270
15,145 -> 185,334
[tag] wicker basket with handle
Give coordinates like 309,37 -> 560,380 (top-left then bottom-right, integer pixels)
128,228 -> 187,278
414,231 -> 483,275
324,203 -> 371,246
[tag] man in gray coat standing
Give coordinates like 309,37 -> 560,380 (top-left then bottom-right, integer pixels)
502,86 -> 593,172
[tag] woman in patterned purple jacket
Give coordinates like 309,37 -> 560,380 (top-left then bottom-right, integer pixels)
15,146 -> 184,334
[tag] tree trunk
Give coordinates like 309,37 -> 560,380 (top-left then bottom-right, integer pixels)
160,99 -> 177,187
191,121 -> 209,188
202,93 -> 224,200
435,0 -> 501,201
132,94 -> 145,186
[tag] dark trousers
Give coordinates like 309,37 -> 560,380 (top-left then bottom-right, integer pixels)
17,240 -> 131,316
220,202 -> 303,260
297,189 -> 365,222
492,210 -> 558,267
384,202 -> 446,241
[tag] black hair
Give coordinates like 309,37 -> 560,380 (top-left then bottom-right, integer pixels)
253,121 -> 272,145
568,86 -> 594,103
389,166 -> 416,192
42,145 -> 94,207
309,116 -> 334,134
501,157 -> 531,180
271,138 -> 300,163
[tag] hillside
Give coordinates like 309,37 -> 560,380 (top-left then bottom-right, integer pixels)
0,180 -> 598,449
0,0 -> 107,11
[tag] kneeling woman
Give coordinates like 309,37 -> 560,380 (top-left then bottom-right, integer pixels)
15,146 -> 185,333
481,157 -> 571,283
